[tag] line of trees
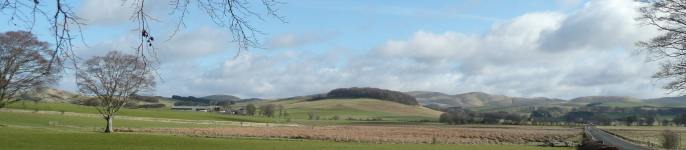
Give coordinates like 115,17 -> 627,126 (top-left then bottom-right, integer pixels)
439,109 -> 526,125
440,105 -> 686,126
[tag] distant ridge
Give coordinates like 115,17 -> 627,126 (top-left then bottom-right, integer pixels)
201,94 -> 240,102
569,96 -> 639,103
406,91 -> 564,108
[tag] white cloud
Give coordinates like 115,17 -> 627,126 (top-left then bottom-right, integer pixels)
183,0 -> 663,99
266,32 -> 334,49
77,0 -> 168,25
66,0 -> 669,99
539,0 -> 655,52
77,0 -> 131,25
157,27 -> 231,62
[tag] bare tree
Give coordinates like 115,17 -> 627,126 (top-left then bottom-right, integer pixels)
0,31 -> 58,108
0,0 -> 284,70
246,103 -> 256,116
277,104 -> 284,118
259,104 -> 275,117
76,51 -> 154,133
638,0 -> 686,93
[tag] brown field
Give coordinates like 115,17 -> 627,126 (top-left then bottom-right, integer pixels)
123,125 -> 582,145
599,126 -> 686,148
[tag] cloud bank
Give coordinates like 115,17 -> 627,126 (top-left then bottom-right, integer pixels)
70,0 -> 666,99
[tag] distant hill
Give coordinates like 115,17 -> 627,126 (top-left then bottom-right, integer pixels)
17,88 -> 84,103
569,96 -> 639,104
643,96 -> 686,107
262,98 -> 441,120
202,95 -> 240,102
406,91 -> 564,108
323,87 -> 419,105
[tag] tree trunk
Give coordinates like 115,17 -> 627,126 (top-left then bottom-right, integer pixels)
104,116 -> 114,133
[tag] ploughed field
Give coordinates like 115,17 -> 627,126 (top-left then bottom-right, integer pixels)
124,125 -> 581,145
0,127 -> 574,150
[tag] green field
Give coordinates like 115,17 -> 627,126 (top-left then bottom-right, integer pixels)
9,99 -> 442,125
0,110 -> 246,130
0,100 -> 578,150
0,126 -> 572,150
7,102 -> 279,123
247,98 -> 442,123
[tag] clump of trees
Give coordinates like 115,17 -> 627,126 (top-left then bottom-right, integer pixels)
246,104 -> 257,116
259,104 -> 276,117
0,31 -> 60,108
137,103 -> 166,109
438,105 -> 686,126
130,94 -> 160,103
76,51 -> 155,133
323,87 -> 419,105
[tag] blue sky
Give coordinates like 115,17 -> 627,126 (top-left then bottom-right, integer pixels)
0,0 -> 670,99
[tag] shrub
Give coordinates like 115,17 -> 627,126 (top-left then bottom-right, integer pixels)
123,102 -> 138,109
663,130 -> 680,149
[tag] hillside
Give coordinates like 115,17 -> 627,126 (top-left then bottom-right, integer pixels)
322,87 -> 419,105
17,88 -> 85,103
643,96 -> 686,107
568,96 -> 639,104
261,98 -> 442,121
407,91 -> 564,108
202,95 -> 240,101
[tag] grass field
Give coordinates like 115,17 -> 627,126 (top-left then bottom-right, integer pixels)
0,109 -> 276,130
249,98 -> 442,123
7,102 -> 279,123
0,126 -> 573,150
599,126 -> 686,148
8,99 -> 441,125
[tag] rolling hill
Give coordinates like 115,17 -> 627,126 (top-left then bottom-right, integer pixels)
256,98 -> 442,121
568,96 -> 639,104
408,91 -> 686,109
643,96 -> 686,107
406,91 -> 565,108
17,88 -> 85,103
202,95 -> 241,102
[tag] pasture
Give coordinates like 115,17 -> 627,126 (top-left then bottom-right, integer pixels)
598,126 -> 686,148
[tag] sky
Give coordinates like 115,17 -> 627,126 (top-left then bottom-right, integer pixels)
0,0 -> 672,99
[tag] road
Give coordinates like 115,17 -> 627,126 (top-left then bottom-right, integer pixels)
585,126 -> 651,150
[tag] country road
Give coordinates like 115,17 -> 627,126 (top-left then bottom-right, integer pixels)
585,126 -> 651,150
